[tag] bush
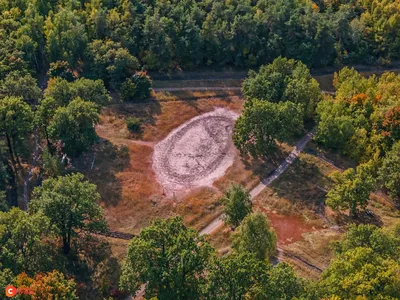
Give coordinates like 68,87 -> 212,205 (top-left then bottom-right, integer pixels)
120,79 -> 137,102
120,72 -> 152,102
125,117 -> 141,133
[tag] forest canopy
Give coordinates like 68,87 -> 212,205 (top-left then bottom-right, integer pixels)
2,0 -> 400,79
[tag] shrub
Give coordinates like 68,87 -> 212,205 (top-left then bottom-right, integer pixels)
125,117 -> 141,133
120,72 -> 152,102
120,79 -> 137,102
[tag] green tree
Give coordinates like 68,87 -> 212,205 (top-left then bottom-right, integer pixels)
332,224 -> 399,258
232,212 -> 277,261
233,100 -> 303,157
44,77 -> 110,107
44,8 -> 88,66
120,216 -> 214,299
248,263 -> 305,300
378,141 -> 400,200
122,71 -> 152,101
35,97 -> 58,149
326,161 -> 377,216
242,57 -> 320,118
86,39 -> 139,89
315,99 -> 356,150
0,71 -> 41,103
206,252 -> 266,300
48,97 -> 99,156
318,247 -> 400,299
0,96 -> 33,169
207,252 -> 303,300
221,184 -> 252,228
0,208 -> 53,275
30,173 -> 107,254
70,78 -> 110,107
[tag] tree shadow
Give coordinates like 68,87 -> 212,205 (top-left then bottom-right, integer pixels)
269,157 -> 332,210
110,100 -> 162,127
75,140 -> 131,207
335,211 -> 384,227
241,146 -> 292,179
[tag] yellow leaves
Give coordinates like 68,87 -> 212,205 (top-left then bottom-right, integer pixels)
312,2 -> 320,12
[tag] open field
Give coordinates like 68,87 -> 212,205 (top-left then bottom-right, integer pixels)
88,89 -> 400,280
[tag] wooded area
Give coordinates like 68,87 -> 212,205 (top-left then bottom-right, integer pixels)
0,0 -> 400,299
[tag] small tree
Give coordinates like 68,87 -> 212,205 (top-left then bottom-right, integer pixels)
30,173 -> 107,254
47,60 -> 74,81
120,217 -> 213,299
121,72 -> 152,102
326,160 -> 376,216
221,184 -> 252,228
125,117 -> 141,133
120,79 -> 136,102
232,212 -> 277,260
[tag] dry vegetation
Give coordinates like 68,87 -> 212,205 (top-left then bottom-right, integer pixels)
84,89 -> 400,280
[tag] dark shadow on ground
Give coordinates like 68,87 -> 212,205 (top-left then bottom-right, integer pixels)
109,100 -> 162,127
335,211 -> 384,227
75,140 -> 131,207
270,156 -> 332,210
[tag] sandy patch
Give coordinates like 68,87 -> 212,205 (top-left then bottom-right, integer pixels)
153,108 -> 239,193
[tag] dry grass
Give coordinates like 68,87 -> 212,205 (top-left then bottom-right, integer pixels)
90,96 -> 246,238
153,79 -> 243,89
281,229 -> 341,280
152,90 -> 241,101
177,187 -> 223,231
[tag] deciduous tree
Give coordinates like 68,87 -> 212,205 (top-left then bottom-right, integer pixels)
120,217 -> 213,299
233,100 -> 303,157
221,184 -> 252,228
232,212 -> 277,260
48,97 -> 99,156
30,173 -> 107,254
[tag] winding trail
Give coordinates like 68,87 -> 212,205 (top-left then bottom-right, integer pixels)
200,129 -> 316,235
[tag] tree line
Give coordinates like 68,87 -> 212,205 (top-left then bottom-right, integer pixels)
234,57 -> 400,216
2,0 -> 400,80
3,179 -> 399,299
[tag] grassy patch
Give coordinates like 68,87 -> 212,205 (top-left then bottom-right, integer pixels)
152,79 -> 243,89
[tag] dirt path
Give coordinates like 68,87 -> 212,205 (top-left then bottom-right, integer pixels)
153,87 -> 241,92
153,86 -> 334,95
199,129 -> 316,235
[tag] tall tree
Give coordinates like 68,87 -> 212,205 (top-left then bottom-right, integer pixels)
120,217 -> 214,299
29,173 -> 107,254
48,97 -> 99,157
0,96 -> 33,169
44,8 -> 88,66
0,208 -> 53,275
233,100 -> 303,157
242,57 -> 320,118
0,71 -> 41,103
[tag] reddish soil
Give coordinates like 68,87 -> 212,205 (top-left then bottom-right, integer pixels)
257,206 -> 320,245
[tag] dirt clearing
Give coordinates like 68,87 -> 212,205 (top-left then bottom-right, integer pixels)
153,108 -> 239,194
